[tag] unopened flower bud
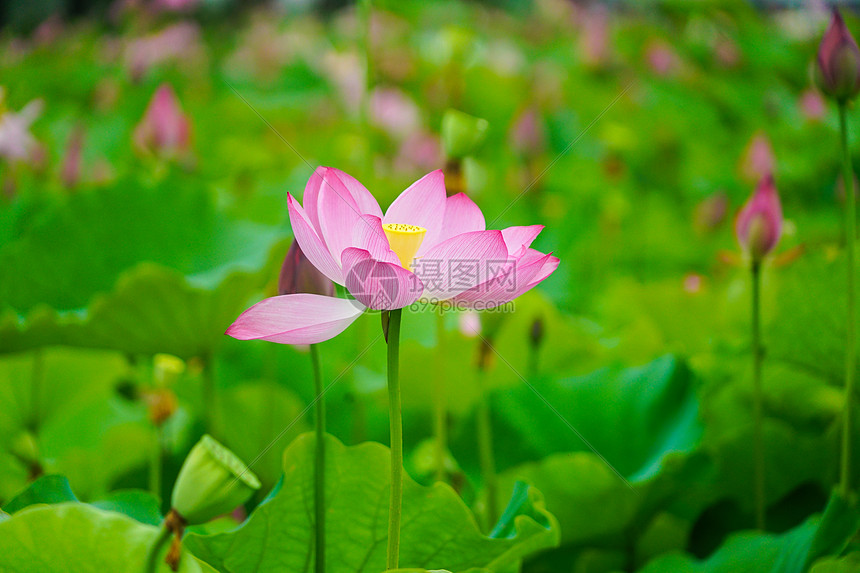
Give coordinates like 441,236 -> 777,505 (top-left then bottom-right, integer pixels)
815,9 -> 860,103
441,109 -> 488,160
154,353 -> 185,387
736,174 -> 783,263
170,434 -> 260,526
133,84 -> 192,159
278,240 -> 334,297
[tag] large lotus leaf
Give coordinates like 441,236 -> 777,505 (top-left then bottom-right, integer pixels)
0,502 -> 215,572
812,553 -> 860,572
0,178 -> 286,356
0,347 -> 149,503
639,491 -> 860,573
185,434 -> 559,573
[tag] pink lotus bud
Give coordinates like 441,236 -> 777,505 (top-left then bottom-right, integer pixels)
800,88 -> 827,121
133,84 -> 192,159
646,41 -> 678,77
278,240 -> 334,297
735,175 -> 783,263
740,132 -> 775,184
61,126 -> 85,189
579,4 -> 610,69
509,108 -> 545,157
693,191 -> 728,233
683,273 -> 703,294
815,9 -> 860,103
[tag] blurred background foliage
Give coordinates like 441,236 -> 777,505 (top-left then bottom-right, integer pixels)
3,0 -> 860,571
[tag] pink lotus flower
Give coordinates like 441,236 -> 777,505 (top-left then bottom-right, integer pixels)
227,168 -> 558,345
735,174 -> 783,263
133,84 -> 192,160
0,92 -> 43,164
740,132 -> 775,184
579,4 -> 611,69
370,87 -> 422,140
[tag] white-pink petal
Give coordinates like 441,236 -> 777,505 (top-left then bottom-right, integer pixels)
342,247 -> 424,310
436,192 -> 486,245
225,293 -> 364,345
287,193 -> 344,285
318,171 -> 364,263
414,229 -> 509,301
501,225 -> 544,257
352,214 -> 400,265
383,170 -> 447,256
328,167 -> 383,219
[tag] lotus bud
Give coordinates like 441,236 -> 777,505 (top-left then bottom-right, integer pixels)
735,174 -> 783,263
133,84 -> 192,159
815,9 -> 860,103
154,353 -> 185,387
278,240 -> 335,297
441,109 -> 488,160
740,132 -> 775,184
170,434 -> 261,526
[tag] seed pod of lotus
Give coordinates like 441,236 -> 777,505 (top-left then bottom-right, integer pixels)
170,434 -> 260,525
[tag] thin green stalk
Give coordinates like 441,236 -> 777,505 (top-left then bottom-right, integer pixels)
202,354 -> 217,436
30,350 -> 43,432
310,344 -> 326,573
476,365 -> 498,531
751,262 -> 765,530
386,309 -> 403,570
149,426 -> 163,503
144,525 -> 171,573
433,311 -> 447,482
840,102 -> 857,499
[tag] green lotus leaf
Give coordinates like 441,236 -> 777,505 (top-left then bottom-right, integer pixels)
0,502 -> 215,572
185,434 -> 559,573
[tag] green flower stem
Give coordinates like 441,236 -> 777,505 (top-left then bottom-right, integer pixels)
30,349 -> 43,432
386,308 -> 403,570
144,524 -> 171,573
309,344 -> 326,573
751,261 -> 765,530
476,364 -> 498,531
149,425 -> 163,503
840,102 -> 857,499
202,353 -> 218,436
433,311 -> 447,482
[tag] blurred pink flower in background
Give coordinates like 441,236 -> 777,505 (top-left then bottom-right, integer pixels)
509,108 -> 545,157
0,91 -> 43,165
646,40 -> 679,76
133,84 -> 192,160
153,0 -> 199,12
799,88 -> 827,121
394,131 -> 442,174
369,87 -> 422,140
61,126 -> 85,189
693,191 -> 729,234
124,22 -> 204,81
683,273 -> 704,294
578,4 -> 611,69
740,131 -> 775,183
459,310 -> 481,338
714,36 -> 741,68
321,51 -> 365,114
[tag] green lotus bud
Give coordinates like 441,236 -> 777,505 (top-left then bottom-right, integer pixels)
154,353 -> 185,387
442,109 -> 488,160
170,435 -> 260,525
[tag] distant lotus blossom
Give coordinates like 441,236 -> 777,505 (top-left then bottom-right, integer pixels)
579,4 -> 610,69
61,126 -> 85,189
736,174 -> 783,262
800,88 -> 827,121
227,167 -> 558,344
225,17 -> 293,84
509,108 -> 545,157
124,22 -> 203,81
814,8 -> 860,103
714,36 -> 741,68
133,84 -> 192,160
321,51 -> 364,114
394,131 -> 442,174
459,310 -> 481,338
683,273 -> 703,294
646,40 -> 679,77
740,132 -> 776,183
0,92 -> 43,164
693,192 -> 729,233
33,14 -> 64,46
153,0 -> 199,12
370,87 -> 422,140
